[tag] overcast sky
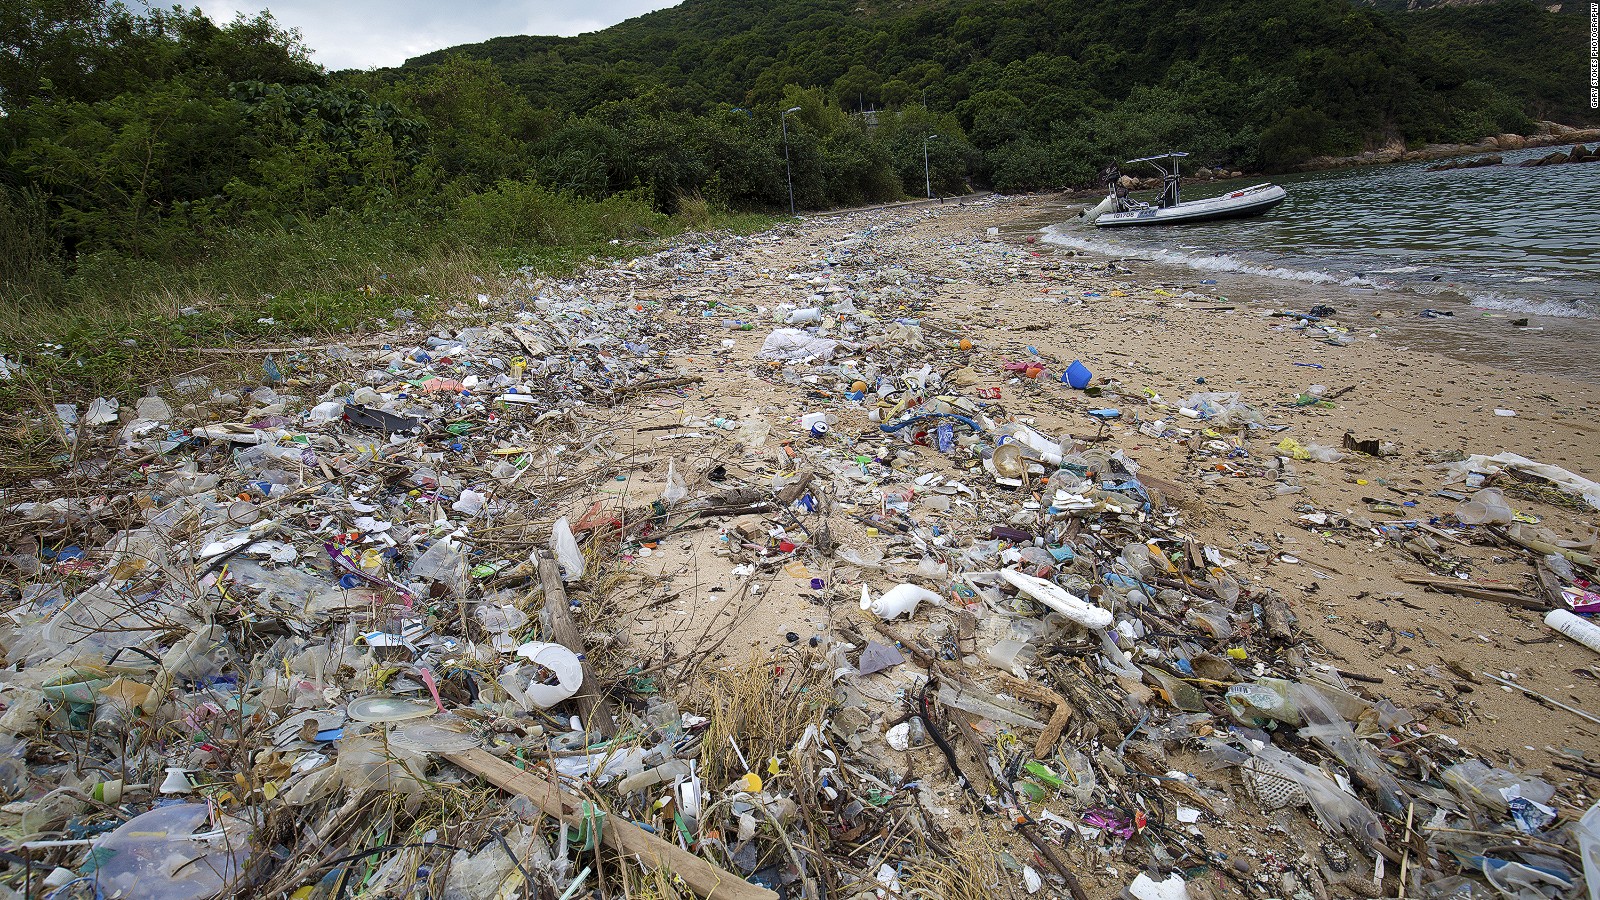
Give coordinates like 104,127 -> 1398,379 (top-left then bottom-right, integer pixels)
191,1 -> 684,70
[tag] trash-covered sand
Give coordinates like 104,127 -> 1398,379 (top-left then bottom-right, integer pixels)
3,195 -> 1599,900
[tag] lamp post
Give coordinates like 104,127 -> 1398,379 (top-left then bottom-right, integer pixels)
923,134 -> 938,200
781,106 -> 801,215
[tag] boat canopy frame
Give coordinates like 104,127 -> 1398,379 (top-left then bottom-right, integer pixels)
1125,151 -> 1189,209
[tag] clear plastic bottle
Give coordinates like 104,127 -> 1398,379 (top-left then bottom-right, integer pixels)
646,697 -> 683,740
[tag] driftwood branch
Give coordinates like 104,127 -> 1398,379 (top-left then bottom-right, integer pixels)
538,550 -> 617,737
447,748 -> 777,900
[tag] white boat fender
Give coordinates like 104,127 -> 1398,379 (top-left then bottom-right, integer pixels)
1000,568 -> 1113,630
861,583 -> 941,619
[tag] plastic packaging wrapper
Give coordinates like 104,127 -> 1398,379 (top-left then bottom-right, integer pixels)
1436,452 -> 1600,510
757,328 -> 840,361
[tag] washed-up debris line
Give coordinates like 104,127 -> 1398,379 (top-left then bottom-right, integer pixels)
1,200 -> 1597,900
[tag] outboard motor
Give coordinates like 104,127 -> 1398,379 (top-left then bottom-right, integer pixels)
1080,192 -> 1119,224
1080,163 -> 1123,223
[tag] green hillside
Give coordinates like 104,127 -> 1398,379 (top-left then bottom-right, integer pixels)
410,0 -> 1591,186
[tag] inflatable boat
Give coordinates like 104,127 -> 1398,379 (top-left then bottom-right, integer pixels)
1084,152 -> 1287,227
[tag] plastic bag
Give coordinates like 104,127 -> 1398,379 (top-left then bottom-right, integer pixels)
1442,760 -> 1556,814
880,322 -> 924,348
90,803 -> 254,900
1276,437 -> 1344,463
549,517 -> 585,582
412,538 -> 468,595
734,410 -> 770,448
758,328 -> 839,361
1434,452 -> 1600,511
1244,741 -> 1387,852
661,459 -> 688,506
1179,391 -> 1263,428
1290,681 -> 1408,817
836,545 -> 885,569
1576,800 -> 1600,900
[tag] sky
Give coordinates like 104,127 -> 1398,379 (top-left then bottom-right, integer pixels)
190,1 -> 684,70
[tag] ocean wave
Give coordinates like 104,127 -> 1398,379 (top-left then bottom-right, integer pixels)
1040,227 -> 1378,288
1464,292 -> 1594,319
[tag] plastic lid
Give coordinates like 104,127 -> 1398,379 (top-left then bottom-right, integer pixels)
389,718 -> 482,754
346,695 -> 436,723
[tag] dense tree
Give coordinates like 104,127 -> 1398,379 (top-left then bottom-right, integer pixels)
413,0 -> 1589,186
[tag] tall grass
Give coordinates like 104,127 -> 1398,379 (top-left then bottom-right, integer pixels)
0,183 -> 774,404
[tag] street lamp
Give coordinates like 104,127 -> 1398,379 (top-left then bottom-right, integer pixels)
923,134 -> 939,200
781,106 -> 801,215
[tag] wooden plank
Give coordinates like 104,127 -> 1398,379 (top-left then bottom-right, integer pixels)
538,551 -> 617,738
1397,574 -> 1549,610
1535,560 -> 1568,611
446,748 -> 778,900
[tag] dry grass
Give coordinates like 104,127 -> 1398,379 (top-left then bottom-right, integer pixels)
690,655 -> 827,790
898,823 -> 1013,900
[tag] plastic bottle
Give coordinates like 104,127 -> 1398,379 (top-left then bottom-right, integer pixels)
646,697 -> 683,739
1545,610 -> 1600,656
617,759 -> 691,795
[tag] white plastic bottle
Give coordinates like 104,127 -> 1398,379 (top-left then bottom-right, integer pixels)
1545,610 -> 1600,656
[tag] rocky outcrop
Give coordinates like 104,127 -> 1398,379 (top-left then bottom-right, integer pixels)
1191,167 -> 1244,181
1517,143 -> 1598,167
1426,154 -> 1501,171
1293,122 -> 1600,172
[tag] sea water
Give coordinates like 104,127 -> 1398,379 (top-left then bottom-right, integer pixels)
1036,143 -> 1599,379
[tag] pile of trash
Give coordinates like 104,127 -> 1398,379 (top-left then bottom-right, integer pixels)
0,203 -> 1597,900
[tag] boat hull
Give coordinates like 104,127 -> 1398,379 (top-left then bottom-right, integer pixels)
1094,183 -> 1286,227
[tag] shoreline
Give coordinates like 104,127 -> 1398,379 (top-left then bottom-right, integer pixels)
1290,120 -> 1600,172
1018,207 -> 1600,384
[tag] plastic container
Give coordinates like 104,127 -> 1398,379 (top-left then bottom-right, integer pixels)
512,642 -> 585,708
997,424 -> 1065,466
984,638 -> 1034,676
999,568 -> 1112,629
1457,488 -> 1513,525
1064,360 -> 1092,389
617,759 -> 691,795
1225,680 -> 1301,726
1545,609 -> 1600,656
860,583 -> 940,619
